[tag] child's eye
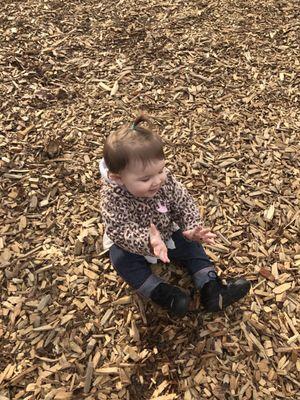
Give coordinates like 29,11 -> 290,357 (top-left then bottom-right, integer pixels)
140,178 -> 150,182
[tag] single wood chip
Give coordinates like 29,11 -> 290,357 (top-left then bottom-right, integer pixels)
273,282 -> 292,294
84,361 -> 94,394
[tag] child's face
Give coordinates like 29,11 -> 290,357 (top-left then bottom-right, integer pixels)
116,159 -> 166,198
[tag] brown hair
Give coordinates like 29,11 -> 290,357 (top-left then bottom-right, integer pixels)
103,115 -> 165,173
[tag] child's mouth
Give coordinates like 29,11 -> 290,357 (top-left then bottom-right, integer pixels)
148,188 -> 159,196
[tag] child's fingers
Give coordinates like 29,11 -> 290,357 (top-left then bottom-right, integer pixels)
198,228 -> 211,234
205,237 -> 216,245
205,233 -> 217,238
199,232 -> 217,240
149,224 -> 155,237
203,236 -> 217,243
153,245 -> 160,256
154,247 -> 169,263
154,244 -> 164,255
163,251 -> 170,263
161,253 -> 170,263
150,223 -> 157,234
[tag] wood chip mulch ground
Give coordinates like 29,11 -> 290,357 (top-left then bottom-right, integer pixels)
0,0 -> 299,399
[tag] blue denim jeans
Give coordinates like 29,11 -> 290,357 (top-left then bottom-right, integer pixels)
109,229 -> 215,298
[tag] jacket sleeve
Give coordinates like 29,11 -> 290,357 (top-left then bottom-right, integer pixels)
167,172 -> 203,231
100,190 -> 153,256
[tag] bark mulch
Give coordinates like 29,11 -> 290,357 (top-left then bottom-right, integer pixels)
0,0 -> 299,399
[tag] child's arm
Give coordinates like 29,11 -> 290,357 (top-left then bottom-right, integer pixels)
102,210 -> 151,256
101,194 -> 169,261
183,226 -> 216,245
167,172 -> 216,244
167,171 -> 202,230
149,223 -> 170,263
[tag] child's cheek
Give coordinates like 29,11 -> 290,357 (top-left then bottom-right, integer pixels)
139,182 -> 147,192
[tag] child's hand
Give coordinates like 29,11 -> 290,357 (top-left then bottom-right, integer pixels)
183,226 -> 217,245
149,223 -> 170,263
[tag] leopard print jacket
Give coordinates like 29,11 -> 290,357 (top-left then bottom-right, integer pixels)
100,167 -> 202,257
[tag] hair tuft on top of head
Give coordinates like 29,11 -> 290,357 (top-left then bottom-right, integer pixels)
132,114 -> 152,130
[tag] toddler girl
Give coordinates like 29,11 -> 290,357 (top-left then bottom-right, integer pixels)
100,115 -> 250,317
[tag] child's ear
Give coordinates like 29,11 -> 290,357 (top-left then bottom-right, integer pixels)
108,172 -> 123,185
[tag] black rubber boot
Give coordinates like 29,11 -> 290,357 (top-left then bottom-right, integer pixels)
150,283 -> 190,317
200,276 -> 250,312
